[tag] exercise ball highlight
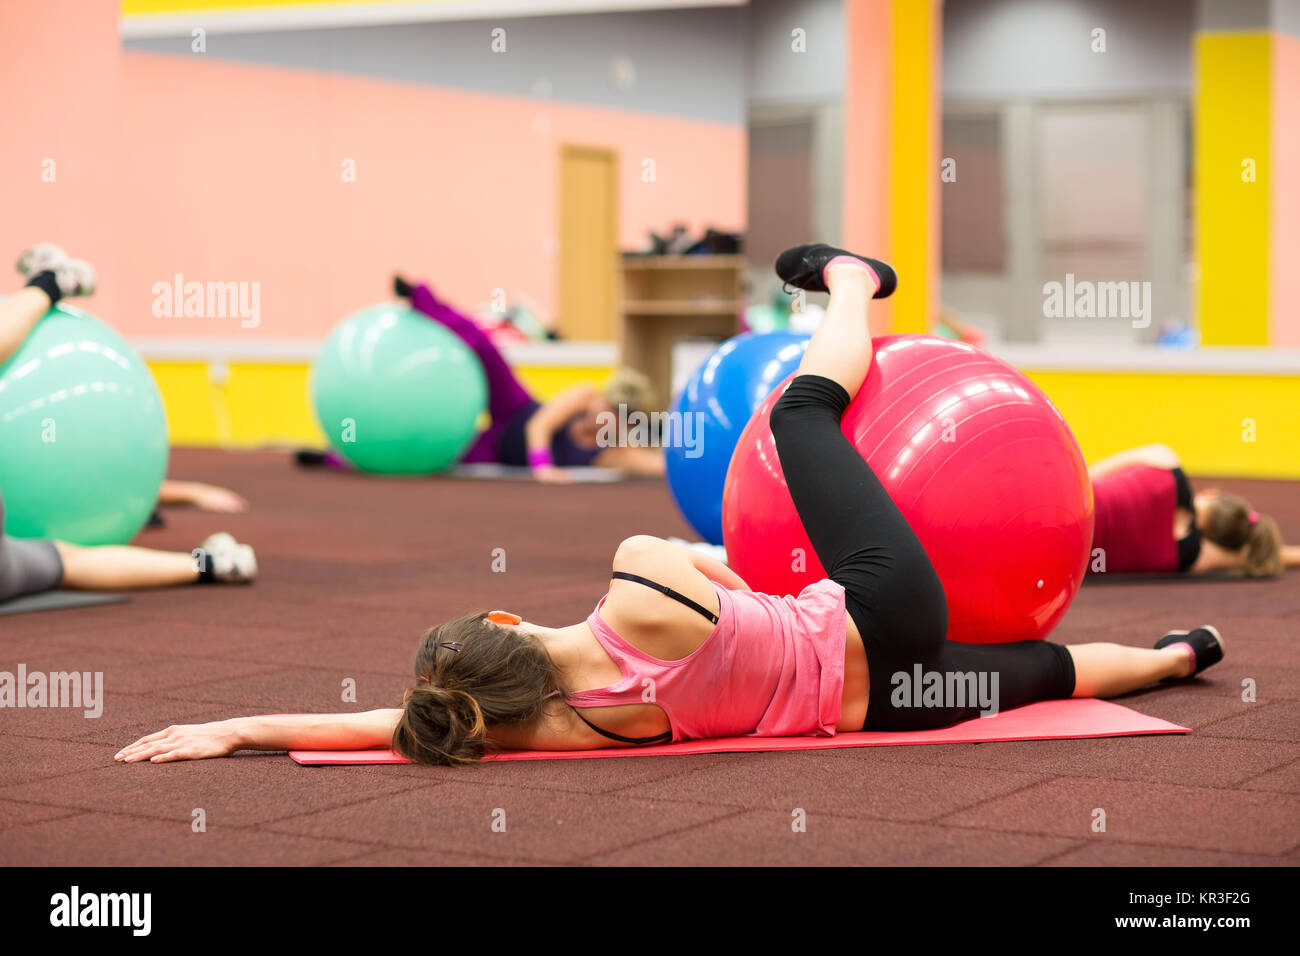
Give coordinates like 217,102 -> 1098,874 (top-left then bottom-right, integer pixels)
666,330 -> 810,544
722,335 -> 1093,644
0,302 -> 169,545
311,302 -> 487,474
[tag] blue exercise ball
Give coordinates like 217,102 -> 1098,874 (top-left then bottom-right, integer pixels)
665,330 -> 810,544
0,302 -> 169,545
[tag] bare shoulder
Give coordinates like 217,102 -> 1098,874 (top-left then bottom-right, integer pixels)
610,537 -> 716,611
604,536 -> 719,658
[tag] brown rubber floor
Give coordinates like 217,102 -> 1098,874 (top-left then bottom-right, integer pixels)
2,448 -> 1297,866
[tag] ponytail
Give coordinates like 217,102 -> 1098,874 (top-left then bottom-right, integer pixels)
392,610 -> 565,765
1202,493 -> 1284,578
1240,514 -> 1284,578
394,682 -> 488,765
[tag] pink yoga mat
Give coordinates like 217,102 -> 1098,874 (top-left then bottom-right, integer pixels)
289,698 -> 1187,765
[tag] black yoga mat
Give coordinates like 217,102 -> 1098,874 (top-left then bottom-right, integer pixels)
0,591 -> 130,616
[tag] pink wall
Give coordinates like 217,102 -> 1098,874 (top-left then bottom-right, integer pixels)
842,0 -> 894,334
2,5 -> 745,341
0,0 -> 124,325
1271,34 -> 1300,348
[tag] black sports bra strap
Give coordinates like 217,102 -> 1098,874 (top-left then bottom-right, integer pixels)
610,571 -> 719,624
572,708 -> 672,746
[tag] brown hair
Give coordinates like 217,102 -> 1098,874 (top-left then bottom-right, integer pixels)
1201,493 -> 1283,578
392,611 -> 566,765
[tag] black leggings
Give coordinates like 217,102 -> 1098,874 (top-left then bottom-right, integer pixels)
770,375 -> 1076,731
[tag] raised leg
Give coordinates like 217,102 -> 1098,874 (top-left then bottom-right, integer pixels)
0,286 -> 53,366
407,283 -> 535,423
790,262 -> 879,400
769,257 -> 949,669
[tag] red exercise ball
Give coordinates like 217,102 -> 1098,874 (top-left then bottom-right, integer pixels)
721,335 -> 1094,644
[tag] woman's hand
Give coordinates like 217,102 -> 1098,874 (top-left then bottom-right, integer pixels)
115,720 -> 244,763
158,480 -> 250,513
532,465 -> 575,484
189,484 -> 249,513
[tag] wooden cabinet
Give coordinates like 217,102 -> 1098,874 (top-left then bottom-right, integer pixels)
617,254 -> 744,410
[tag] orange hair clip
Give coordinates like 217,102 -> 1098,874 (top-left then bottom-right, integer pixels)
487,610 -> 522,625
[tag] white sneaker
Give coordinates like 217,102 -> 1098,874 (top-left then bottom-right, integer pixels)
196,532 -> 258,584
16,243 -> 67,277
15,244 -> 95,298
55,258 -> 97,298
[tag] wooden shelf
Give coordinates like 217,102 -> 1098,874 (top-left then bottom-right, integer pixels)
622,299 -> 742,315
617,254 -> 744,411
621,254 -> 746,271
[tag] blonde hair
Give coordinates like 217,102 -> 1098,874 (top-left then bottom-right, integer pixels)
603,367 -> 658,416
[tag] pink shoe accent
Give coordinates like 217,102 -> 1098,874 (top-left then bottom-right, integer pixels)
822,255 -> 881,294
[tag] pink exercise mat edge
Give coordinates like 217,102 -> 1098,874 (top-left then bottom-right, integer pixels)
289,698 -> 1188,765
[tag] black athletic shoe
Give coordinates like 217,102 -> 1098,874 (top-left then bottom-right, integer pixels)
774,243 -> 897,298
1155,625 -> 1226,678
295,449 -> 330,467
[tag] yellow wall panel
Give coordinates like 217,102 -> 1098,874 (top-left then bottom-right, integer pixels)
148,360 -> 610,447
1025,370 -> 1299,478
889,0 -> 936,335
150,359 -> 1298,478
1195,33 -> 1272,346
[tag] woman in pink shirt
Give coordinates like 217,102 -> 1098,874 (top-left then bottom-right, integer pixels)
118,245 -> 1226,766
1087,443 -> 1296,577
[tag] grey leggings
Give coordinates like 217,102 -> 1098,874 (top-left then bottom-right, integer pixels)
0,491 -> 64,602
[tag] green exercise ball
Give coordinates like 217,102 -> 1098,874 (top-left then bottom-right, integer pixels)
0,302 -> 169,545
311,302 -> 488,474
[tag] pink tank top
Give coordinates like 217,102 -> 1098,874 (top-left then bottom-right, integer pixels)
565,579 -> 848,741
1090,465 -> 1180,573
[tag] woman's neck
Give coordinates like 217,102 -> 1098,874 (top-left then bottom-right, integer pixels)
532,622 -> 595,676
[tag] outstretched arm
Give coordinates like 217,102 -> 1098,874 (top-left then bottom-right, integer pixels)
116,709 -> 402,763
593,445 -> 665,476
1088,443 -> 1181,480
526,383 -> 600,482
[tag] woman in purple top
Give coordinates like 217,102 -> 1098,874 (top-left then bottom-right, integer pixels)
302,277 -> 665,483
396,276 -> 665,482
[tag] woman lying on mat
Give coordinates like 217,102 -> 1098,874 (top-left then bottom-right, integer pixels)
300,276 -> 664,484
0,247 -> 257,606
118,246 -> 1225,766
1088,443 -> 1298,578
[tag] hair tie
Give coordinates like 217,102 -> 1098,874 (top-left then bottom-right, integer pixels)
1248,511 -> 1259,525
